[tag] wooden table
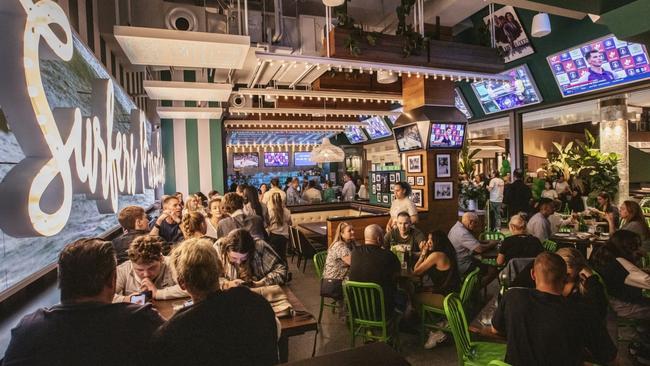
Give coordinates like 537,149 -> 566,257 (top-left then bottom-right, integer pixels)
550,232 -> 608,258
154,285 -> 317,363
283,342 -> 409,365
298,222 -> 328,237
468,294 -> 505,342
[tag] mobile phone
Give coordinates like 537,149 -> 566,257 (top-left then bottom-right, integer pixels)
130,293 -> 146,305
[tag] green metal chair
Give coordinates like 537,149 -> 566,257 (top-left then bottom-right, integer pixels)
487,361 -> 511,366
421,268 -> 480,342
444,293 -> 506,366
478,232 -> 505,266
542,239 -> 557,253
313,251 -> 338,323
343,281 -> 400,349
558,226 -> 572,233
642,206 -> 650,214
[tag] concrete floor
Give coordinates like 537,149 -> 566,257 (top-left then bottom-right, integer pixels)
283,259 -> 636,365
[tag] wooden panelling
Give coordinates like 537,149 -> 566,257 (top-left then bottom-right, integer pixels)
326,214 -> 390,247
275,98 -> 394,110
313,72 -> 402,93
402,77 -> 425,112
402,77 -> 455,111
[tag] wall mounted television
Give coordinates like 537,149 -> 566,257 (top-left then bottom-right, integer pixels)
233,152 -> 259,168
294,151 -> 316,166
428,123 -> 466,149
344,125 -> 368,144
264,152 -> 289,167
454,88 -> 473,119
363,116 -> 393,140
470,64 -> 542,114
547,34 -> 650,98
393,123 -> 424,152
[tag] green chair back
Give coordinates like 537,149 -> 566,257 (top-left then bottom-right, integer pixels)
343,281 -> 392,347
542,239 -> 557,253
313,251 -> 327,279
642,206 -> 650,214
558,226 -> 572,233
459,267 -> 481,306
646,217 -> 650,228
444,293 -> 473,364
478,231 -> 505,242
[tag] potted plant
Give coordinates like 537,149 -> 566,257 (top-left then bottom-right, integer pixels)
458,142 -> 485,210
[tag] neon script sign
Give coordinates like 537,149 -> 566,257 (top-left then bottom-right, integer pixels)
0,0 -> 165,237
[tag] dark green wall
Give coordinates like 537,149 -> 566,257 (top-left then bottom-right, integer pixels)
456,6 -> 612,121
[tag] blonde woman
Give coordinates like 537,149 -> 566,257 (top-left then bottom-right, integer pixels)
182,194 -> 205,216
267,192 -> 292,261
321,222 -> 356,300
180,211 -> 207,240
205,198 -> 223,239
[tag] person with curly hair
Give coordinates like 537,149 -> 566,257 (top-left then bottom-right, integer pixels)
113,235 -> 188,302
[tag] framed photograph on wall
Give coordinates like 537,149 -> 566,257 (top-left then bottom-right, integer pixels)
412,189 -> 423,207
382,195 -> 389,203
395,172 -> 401,182
371,174 -> 376,183
416,176 -> 425,186
434,182 -> 454,200
436,154 -> 451,178
389,173 -> 396,183
407,176 -> 415,186
389,183 -> 395,192
376,193 -> 382,202
407,155 -> 422,173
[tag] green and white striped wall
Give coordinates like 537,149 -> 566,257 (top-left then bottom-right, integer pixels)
159,69 -> 226,196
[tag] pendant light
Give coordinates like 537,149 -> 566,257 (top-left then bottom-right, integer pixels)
531,13 -> 551,38
310,137 -> 344,163
322,0 -> 344,7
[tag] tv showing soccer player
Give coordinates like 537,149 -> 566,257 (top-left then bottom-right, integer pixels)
393,123 -> 424,152
429,123 -> 465,149
344,125 -> 368,144
363,116 -> 392,140
547,34 -> 650,98
294,151 -> 316,166
470,64 -> 542,114
263,152 -> 289,167
233,152 -> 259,168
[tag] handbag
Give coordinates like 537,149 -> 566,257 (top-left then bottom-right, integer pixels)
320,278 -> 343,300
251,285 -> 293,318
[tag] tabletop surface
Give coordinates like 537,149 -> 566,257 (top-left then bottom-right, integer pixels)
468,294 -> 505,342
283,342 -> 410,366
298,222 -> 328,236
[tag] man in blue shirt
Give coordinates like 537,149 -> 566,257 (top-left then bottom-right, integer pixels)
581,50 -> 615,83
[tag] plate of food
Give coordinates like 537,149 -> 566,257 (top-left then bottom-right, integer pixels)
554,233 -> 571,237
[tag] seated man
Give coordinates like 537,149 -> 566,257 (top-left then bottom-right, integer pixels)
383,211 -> 426,256
215,228 -> 288,287
150,195 -> 184,244
217,192 -> 267,240
492,252 -> 617,366
112,205 -> 152,264
527,198 -> 555,243
448,212 -> 498,276
3,238 -> 163,365
348,224 -> 401,315
114,235 -> 188,302
150,238 -> 279,366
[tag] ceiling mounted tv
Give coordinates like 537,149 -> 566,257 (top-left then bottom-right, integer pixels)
363,116 -> 392,140
233,152 -> 259,168
264,152 -> 289,167
294,151 -> 316,166
470,64 -> 542,114
393,123 -> 424,152
454,88 -> 473,119
428,123 -> 465,149
344,125 -> 368,144
547,34 -> 650,98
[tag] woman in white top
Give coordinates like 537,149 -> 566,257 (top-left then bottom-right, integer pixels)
357,178 -> 369,200
205,197 -> 223,239
267,192 -> 292,262
541,180 -> 559,200
386,181 -> 418,232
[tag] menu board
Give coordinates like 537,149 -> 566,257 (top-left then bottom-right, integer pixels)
470,64 -> 542,114
547,34 -> 650,97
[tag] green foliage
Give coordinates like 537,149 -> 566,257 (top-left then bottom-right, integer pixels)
396,0 -> 426,57
335,11 -> 381,57
500,159 -> 511,178
458,142 -> 481,179
458,142 -> 487,209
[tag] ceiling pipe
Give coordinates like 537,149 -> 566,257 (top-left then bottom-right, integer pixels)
272,0 -> 283,43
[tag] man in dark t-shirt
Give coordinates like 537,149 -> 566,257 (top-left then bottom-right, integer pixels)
492,252 -> 617,366
496,215 -> 543,267
349,224 -> 401,314
112,205 -> 150,264
3,239 -> 164,366
150,196 -> 184,244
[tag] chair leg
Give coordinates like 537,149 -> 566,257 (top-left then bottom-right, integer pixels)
311,328 -> 319,357
318,297 -> 325,324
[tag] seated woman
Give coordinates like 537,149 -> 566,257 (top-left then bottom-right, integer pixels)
114,235 -> 188,302
215,228 -> 288,288
412,231 -> 461,349
497,214 -> 544,266
321,222 -> 356,300
591,230 -> 650,319
204,197 -> 224,239
557,247 -> 608,321
590,191 -> 619,232
180,211 -> 208,241
614,200 -> 650,246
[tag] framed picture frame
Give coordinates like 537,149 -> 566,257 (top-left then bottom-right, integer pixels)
389,183 -> 395,192
382,195 -> 389,203
395,172 -> 401,182
389,173 -> 396,183
391,193 -> 396,201
371,174 -> 376,183
376,193 -> 382,202
436,154 -> 451,178
416,176 -> 425,186
434,182 -> 454,200
406,155 -> 422,173
412,189 -> 423,207
407,176 -> 415,186
376,183 -> 381,192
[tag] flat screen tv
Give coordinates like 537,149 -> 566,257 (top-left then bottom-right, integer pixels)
233,152 -> 259,168
470,64 -> 542,114
454,88 -> 473,119
547,34 -> 650,98
294,151 -> 316,166
263,152 -> 289,167
428,123 -> 466,149
393,123 -> 424,152
344,125 -> 368,144
363,116 -> 392,140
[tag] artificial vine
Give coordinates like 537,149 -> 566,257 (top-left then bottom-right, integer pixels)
395,0 -> 426,57
335,10 -> 378,57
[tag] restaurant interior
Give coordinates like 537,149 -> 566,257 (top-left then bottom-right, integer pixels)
1,0 -> 650,365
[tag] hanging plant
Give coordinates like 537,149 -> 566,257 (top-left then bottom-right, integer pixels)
334,10 -> 378,57
396,0 -> 426,57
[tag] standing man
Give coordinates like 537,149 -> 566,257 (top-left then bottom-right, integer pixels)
112,206 -> 151,264
341,174 -> 356,201
487,170 -> 505,231
150,195 -> 184,244
503,169 -> 533,219
261,177 -> 286,205
286,178 -> 303,206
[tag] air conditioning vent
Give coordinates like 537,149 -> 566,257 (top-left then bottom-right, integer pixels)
229,93 -> 251,108
165,6 -> 200,31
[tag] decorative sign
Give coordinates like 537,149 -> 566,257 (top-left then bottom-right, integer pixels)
483,6 -> 534,63
0,0 -> 165,237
